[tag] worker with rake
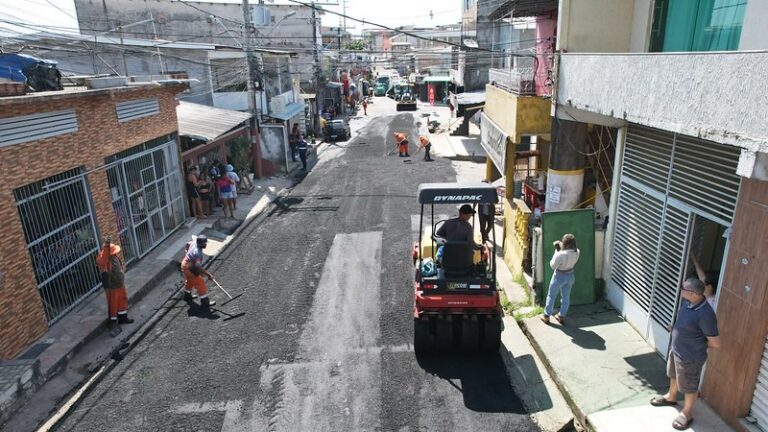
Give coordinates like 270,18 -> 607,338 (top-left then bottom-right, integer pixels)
181,235 -> 216,309
393,132 -> 410,157
416,135 -> 432,161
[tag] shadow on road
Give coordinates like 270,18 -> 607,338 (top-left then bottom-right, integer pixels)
416,352 -> 528,414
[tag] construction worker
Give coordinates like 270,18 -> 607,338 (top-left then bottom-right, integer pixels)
96,237 -> 133,334
393,132 -> 409,157
181,235 -> 216,309
417,135 -> 432,161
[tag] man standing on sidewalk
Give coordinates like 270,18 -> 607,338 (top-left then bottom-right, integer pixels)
650,277 -> 720,430
96,237 -> 133,335
297,136 -> 309,171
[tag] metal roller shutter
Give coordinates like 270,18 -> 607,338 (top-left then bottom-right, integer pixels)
750,337 -> 768,430
610,181 -> 664,312
649,205 -> 689,328
669,134 -> 741,225
610,124 -> 740,352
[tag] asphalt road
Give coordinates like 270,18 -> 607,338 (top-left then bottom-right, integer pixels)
55,107 -> 538,431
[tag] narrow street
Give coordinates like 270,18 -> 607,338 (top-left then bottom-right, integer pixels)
55,101 -> 537,431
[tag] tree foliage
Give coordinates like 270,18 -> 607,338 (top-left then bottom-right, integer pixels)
344,40 -> 367,50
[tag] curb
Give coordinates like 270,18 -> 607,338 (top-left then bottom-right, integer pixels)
39,261 -> 179,382
518,319 -> 592,432
34,178 -> 298,431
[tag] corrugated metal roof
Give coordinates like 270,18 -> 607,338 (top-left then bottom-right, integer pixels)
176,101 -> 251,142
489,0 -> 558,19
455,91 -> 485,105
267,102 -> 306,121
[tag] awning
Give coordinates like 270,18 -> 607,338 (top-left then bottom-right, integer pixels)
480,112 -> 509,173
268,102 -> 306,121
422,76 -> 452,83
176,101 -> 251,142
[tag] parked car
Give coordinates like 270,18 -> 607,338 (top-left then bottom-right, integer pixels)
324,119 -> 350,142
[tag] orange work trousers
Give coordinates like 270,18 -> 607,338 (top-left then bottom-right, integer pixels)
104,286 -> 128,319
183,269 -> 209,298
399,143 -> 408,154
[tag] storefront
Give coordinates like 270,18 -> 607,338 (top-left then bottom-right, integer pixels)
607,124 -> 741,356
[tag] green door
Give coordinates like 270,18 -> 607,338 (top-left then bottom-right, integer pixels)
540,209 -> 596,306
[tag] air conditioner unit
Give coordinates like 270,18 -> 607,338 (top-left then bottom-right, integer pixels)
251,6 -> 271,27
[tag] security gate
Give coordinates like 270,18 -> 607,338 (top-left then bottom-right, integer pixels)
608,125 -> 740,356
14,168 -> 102,324
106,139 -> 185,261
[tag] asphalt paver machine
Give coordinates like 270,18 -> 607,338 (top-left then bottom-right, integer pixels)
412,182 -> 502,354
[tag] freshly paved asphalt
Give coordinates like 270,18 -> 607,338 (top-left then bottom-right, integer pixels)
55,107 -> 538,431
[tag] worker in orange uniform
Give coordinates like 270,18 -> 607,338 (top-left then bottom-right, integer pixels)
96,237 -> 133,335
417,135 -> 432,161
181,235 -> 216,309
393,132 -> 410,157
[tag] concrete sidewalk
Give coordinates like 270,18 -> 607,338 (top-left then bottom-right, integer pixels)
520,302 -> 734,432
0,170 -> 301,430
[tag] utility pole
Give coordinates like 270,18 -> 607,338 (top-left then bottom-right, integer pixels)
312,1 -> 323,137
242,0 -> 263,178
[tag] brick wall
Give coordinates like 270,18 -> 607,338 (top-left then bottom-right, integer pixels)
0,84 -> 184,359
702,178 -> 768,430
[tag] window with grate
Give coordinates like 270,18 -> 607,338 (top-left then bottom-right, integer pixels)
14,168 -> 101,324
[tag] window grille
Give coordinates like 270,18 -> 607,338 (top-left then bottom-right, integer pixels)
14,168 -> 101,324
0,109 -> 78,148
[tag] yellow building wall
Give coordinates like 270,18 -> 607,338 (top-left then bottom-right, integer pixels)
484,84 -> 552,143
485,84 -> 550,275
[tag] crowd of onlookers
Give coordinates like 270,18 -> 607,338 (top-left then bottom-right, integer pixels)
184,159 -> 240,219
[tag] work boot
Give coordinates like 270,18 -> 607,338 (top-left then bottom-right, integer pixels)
183,291 -> 195,301
200,297 -> 216,309
117,314 -> 134,324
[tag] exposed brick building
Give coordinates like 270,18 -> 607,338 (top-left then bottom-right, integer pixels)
0,82 -> 187,359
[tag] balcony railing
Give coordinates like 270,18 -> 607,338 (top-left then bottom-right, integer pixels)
489,67 -> 535,95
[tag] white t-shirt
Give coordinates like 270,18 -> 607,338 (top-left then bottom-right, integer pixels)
550,249 -> 580,272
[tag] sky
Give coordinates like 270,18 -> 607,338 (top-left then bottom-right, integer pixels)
0,0 -> 461,37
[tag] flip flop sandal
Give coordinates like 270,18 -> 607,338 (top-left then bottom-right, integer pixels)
673,413 -> 693,430
650,396 -> 678,406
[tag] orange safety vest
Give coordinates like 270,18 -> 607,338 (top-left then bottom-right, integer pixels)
97,244 -> 124,288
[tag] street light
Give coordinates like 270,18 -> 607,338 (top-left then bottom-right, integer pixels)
263,11 -> 296,38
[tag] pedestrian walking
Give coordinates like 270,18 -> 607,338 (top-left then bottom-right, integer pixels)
96,237 -> 133,334
447,100 -> 455,118
650,277 -> 720,430
362,98 -> 368,116
225,164 -> 240,210
181,235 -> 216,309
297,136 -> 309,171
540,233 -> 580,325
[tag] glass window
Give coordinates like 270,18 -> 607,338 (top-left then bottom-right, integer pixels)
654,0 -> 747,52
